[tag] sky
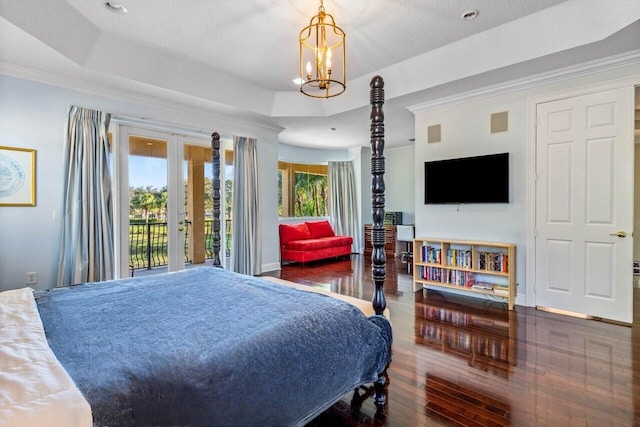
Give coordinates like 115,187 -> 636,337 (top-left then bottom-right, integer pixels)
129,156 -> 167,190
128,156 -> 232,190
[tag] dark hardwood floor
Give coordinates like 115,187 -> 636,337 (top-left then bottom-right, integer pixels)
268,254 -> 640,427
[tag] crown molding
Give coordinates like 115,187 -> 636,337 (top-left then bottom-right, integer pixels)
110,116 -> 216,140
0,62 -> 285,135
407,49 -> 640,114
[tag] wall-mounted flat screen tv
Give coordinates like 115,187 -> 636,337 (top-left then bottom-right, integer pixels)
424,152 -> 509,204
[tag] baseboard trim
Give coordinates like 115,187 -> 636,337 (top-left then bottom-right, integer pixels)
536,305 -> 592,319
515,294 -> 528,307
536,305 -> 632,327
261,262 -> 281,273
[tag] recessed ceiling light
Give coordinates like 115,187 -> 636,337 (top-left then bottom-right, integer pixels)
293,78 -> 305,85
105,2 -> 128,14
461,9 -> 478,21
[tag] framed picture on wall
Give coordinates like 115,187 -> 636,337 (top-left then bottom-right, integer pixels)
0,146 -> 36,207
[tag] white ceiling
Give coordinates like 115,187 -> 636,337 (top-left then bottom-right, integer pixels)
0,0 -> 639,148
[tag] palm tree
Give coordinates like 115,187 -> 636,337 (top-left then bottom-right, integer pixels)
130,186 -> 159,221
155,188 -> 168,220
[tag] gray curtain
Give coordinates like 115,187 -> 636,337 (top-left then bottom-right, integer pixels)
328,161 -> 360,253
57,106 -> 114,286
231,136 -> 262,275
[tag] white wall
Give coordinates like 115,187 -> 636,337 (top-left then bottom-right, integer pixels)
360,148 -> 372,242
0,74 -> 282,290
0,76 -> 68,291
385,145 -> 415,225
256,136 -> 280,273
413,63 -> 640,302
634,93 -> 640,264
634,145 -> 640,262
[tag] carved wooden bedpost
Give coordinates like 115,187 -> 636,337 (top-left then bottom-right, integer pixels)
211,132 -> 222,267
370,75 -> 389,416
370,76 -> 386,316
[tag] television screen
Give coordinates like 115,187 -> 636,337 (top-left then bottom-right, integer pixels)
424,153 -> 509,204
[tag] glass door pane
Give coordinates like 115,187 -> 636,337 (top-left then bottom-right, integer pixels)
128,135 -> 170,276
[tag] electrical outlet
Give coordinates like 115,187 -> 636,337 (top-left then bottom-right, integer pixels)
26,272 -> 37,285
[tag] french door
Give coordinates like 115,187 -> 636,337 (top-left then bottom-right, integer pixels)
534,86 -> 634,323
114,125 -> 215,278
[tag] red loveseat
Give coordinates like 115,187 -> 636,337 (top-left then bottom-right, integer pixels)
279,220 -> 353,263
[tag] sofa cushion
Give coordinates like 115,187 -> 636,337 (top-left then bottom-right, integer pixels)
281,245 -> 352,263
279,223 -> 311,246
284,236 -> 353,251
306,220 -> 335,239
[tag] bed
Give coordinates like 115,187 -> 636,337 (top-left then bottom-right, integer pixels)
0,76 -> 391,426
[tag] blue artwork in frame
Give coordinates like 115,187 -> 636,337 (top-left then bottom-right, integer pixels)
0,146 -> 36,206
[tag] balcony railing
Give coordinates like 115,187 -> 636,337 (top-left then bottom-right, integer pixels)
129,219 -> 232,271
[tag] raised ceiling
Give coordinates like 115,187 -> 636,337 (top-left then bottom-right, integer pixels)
0,0 -> 639,148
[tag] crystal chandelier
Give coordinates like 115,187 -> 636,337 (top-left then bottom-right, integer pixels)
299,0 -> 346,98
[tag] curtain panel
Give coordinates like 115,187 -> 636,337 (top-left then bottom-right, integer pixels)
328,161 -> 360,253
57,106 -> 114,286
231,136 -> 262,275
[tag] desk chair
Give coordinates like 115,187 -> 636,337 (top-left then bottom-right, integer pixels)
396,225 -> 414,273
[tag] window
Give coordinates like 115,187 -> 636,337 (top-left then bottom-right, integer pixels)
278,161 -> 328,217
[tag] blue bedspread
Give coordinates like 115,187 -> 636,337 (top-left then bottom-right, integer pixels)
35,267 -> 391,426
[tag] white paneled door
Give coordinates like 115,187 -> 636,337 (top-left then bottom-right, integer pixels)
535,86 -> 634,323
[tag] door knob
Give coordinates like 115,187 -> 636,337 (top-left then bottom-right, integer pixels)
609,231 -> 627,238
178,226 -> 184,232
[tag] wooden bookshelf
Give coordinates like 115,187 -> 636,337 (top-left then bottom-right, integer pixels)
413,238 -> 516,310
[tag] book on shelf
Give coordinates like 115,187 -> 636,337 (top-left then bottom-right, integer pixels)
421,244 -> 441,264
444,270 -> 475,287
469,283 -> 509,296
447,249 -> 472,268
478,252 -> 509,273
419,265 -> 442,281
471,284 -> 494,292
